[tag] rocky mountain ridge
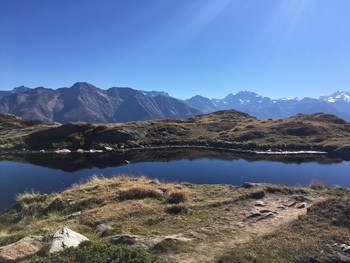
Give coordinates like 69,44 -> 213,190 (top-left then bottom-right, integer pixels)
0,82 -> 201,123
1,83 -> 350,123
186,90 -> 350,121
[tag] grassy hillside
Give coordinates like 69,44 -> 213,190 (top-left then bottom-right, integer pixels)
1,110 -> 350,154
0,176 -> 349,262
0,113 -> 58,150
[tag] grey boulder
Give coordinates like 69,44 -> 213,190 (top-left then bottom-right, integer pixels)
50,227 -> 89,253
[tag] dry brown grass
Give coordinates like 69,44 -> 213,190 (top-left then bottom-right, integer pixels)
166,191 -> 189,204
1,175 -> 350,262
217,197 -> 350,263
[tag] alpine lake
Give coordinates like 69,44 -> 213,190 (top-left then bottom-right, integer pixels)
1,148 -> 350,212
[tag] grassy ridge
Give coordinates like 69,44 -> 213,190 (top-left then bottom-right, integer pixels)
1,176 -> 350,262
1,110 -> 350,153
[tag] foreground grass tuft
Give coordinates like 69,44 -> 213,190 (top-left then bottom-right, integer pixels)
118,187 -> 163,201
151,239 -> 188,254
166,191 -> 188,204
164,204 -> 188,215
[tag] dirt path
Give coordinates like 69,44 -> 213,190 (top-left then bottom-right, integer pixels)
164,194 -> 319,263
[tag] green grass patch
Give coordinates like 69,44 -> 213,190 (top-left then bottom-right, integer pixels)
30,241 -> 158,263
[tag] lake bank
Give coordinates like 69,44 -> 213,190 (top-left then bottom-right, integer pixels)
1,148 -> 350,213
1,175 -> 349,262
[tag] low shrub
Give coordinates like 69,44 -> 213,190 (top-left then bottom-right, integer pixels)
247,190 -> 265,199
166,192 -> 188,204
164,204 -> 188,215
310,181 -> 330,190
152,239 -> 187,254
118,188 -> 163,201
31,241 -> 158,263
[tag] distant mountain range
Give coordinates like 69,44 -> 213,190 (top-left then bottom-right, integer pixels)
186,91 -> 350,121
0,82 -> 201,123
0,82 -> 349,123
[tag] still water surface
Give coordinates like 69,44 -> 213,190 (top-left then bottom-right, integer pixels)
1,149 -> 349,212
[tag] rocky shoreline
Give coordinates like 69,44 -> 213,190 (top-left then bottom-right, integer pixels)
0,144 -> 331,156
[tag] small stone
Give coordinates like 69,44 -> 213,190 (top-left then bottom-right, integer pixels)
247,212 -> 262,218
89,149 -> 103,153
293,195 -> 308,202
283,200 -> 296,207
331,243 -> 350,254
256,212 -> 274,221
54,149 -> 71,154
63,211 -> 82,219
296,202 -> 307,209
254,201 -> 266,207
260,209 -> 272,213
103,146 -> 113,151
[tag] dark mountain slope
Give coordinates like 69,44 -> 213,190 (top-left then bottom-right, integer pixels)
0,82 -> 200,123
107,87 -> 164,122
153,95 -> 202,119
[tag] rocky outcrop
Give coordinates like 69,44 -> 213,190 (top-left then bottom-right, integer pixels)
0,236 -> 44,262
50,227 -> 89,253
332,243 -> 350,254
0,82 -> 201,123
109,234 -> 191,249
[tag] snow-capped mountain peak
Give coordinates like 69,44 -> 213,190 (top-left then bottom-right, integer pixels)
321,91 -> 350,103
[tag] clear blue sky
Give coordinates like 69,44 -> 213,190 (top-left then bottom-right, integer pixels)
1,0 -> 350,99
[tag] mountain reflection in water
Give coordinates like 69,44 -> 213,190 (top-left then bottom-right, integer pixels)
0,148 -> 349,212
0,148 -> 346,172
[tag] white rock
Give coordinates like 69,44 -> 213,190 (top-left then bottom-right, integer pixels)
50,227 -> 89,253
103,146 -> 113,151
55,149 -> 71,154
89,149 -> 103,153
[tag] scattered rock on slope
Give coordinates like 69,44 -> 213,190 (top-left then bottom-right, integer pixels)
0,236 -> 44,262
